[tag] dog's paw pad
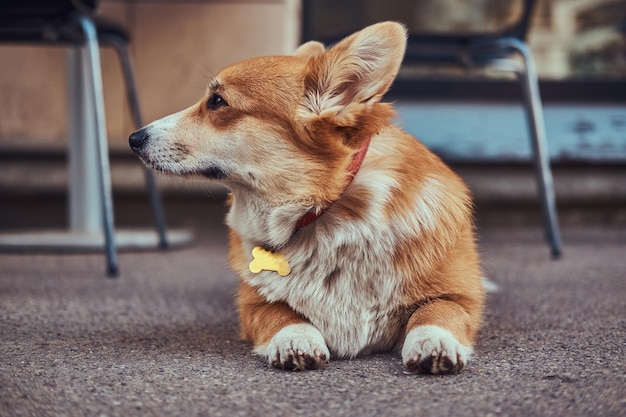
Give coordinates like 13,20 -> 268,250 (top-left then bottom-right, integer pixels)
259,323 -> 330,371
402,325 -> 472,375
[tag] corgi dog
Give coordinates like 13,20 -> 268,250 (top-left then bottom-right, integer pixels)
129,22 -> 484,374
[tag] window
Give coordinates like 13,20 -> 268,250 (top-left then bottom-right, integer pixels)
302,0 -> 626,100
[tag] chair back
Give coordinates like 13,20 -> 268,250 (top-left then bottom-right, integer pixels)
302,0 -> 537,43
0,1 -> 99,19
501,0 -> 536,40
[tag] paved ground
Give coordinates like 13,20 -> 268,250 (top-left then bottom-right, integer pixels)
1,201 -> 625,417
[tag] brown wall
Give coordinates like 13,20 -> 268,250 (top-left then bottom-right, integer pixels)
0,0 -> 300,150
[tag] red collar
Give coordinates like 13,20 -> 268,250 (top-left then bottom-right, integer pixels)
294,138 -> 371,231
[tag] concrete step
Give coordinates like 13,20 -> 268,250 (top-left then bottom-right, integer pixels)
1,148 -> 625,230
2,148 -> 624,202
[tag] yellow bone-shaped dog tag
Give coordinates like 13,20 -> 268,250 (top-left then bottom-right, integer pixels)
249,246 -> 291,276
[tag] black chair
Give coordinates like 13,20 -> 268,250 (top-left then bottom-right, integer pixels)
0,0 -> 169,276
302,0 -> 562,258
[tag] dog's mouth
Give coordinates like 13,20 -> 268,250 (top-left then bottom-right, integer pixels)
132,151 -> 161,172
200,166 -> 227,179
137,152 -> 228,181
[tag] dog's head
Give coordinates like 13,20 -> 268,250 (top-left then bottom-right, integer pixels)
129,22 -> 406,207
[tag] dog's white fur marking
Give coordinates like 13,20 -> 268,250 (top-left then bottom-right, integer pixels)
257,323 -> 330,370
402,325 -> 472,374
412,178 -> 441,232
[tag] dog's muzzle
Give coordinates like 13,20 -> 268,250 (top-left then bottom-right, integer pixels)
129,128 -> 149,153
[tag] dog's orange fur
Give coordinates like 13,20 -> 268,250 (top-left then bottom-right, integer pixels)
131,22 -> 484,374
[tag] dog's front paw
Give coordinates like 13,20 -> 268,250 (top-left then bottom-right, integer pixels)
402,325 -> 472,374
257,323 -> 330,371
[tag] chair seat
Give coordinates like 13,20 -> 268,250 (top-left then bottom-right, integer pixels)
0,15 -> 129,44
404,32 -> 521,65
0,1 -> 97,19
323,30 -> 518,66
408,31 -> 508,45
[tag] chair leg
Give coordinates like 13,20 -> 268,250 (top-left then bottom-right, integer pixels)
507,39 -> 562,258
105,37 -> 169,249
76,14 -> 119,276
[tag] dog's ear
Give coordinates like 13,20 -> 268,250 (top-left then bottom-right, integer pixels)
294,41 -> 325,59
301,22 -> 406,114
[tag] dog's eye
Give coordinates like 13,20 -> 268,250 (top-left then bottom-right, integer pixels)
207,93 -> 228,110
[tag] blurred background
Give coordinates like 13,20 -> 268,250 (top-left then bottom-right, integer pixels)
1,0 -> 624,234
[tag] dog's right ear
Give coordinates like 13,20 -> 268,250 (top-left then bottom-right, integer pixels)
294,41 -> 325,59
299,21 -> 407,117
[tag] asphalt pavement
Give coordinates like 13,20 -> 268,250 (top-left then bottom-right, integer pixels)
1,209 -> 624,417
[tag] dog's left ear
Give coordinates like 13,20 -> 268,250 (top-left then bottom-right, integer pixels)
294,41 -> 325,59
301,21 -> 407,115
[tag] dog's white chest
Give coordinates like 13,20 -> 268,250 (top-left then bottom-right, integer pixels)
245,231 -> 405,358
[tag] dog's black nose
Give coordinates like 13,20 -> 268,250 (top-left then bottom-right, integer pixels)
129,128 -> 149,151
